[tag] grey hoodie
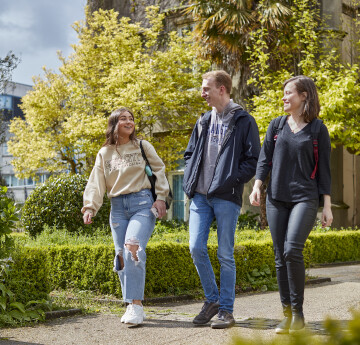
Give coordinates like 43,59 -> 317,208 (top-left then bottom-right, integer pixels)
195,100 -> 243,195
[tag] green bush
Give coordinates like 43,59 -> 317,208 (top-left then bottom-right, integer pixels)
10,228 -> 359,299
152,211 -> 260,237
7,247 -> 51,304
151,219 -> 188,236
10,239 -> 308,297
236,211 -> 260,230
0,186 -> 18,258
12,225 -> 112,247
308,231 -> 360,263
21,173 -> 111,237
0,186 -> 49,326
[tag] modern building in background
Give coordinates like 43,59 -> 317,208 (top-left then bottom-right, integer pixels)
0,82 -> 50,204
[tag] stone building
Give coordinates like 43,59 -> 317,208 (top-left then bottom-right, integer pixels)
87,0 -> 360,227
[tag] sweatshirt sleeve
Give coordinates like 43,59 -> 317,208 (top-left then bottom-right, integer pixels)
143,141 -> 169,202
255,119 -> 276,182
81,152 -> 106,216
317,124 -> 331,196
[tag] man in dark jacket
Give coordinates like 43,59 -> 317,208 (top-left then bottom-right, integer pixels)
183,70 -> 260,329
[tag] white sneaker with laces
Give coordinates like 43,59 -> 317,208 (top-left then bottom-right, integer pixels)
121,304 -> 132,323
124,304 -> 145,325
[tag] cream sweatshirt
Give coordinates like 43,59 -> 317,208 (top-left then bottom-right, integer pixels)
82,139 -> 169,216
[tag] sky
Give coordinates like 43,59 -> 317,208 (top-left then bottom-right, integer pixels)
0,0 -> 87,86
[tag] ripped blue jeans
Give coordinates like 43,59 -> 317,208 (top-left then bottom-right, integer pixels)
110,189 -> 156,303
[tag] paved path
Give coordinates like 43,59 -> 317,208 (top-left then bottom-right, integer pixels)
1,264 -> 359,345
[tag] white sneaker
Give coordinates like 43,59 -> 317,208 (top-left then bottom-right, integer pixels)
121,304 -> 132,323
124,304 -> 145,325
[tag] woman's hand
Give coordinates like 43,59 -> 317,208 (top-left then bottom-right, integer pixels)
152,200 -> 166,219
321,195 -> 333,228
321,206 -> 333,227
83,210 -> 93,224
249,180 -> 263,206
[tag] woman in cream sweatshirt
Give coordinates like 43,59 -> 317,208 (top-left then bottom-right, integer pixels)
82,107 -> 169,326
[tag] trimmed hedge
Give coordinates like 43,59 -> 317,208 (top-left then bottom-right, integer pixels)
9,239 -> 310,299
308,231 -> 360,263
8,231 -> 359,300
7,247 -> 51,304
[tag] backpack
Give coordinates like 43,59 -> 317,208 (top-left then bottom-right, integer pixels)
139,140 -> 173,210
272,116 -> 323,180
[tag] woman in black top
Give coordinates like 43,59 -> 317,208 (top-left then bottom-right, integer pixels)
249,75 -> 333,334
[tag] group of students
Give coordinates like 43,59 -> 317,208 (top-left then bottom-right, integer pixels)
82,70 -> 333,333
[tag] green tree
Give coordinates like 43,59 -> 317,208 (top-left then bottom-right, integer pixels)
247,0 -> 360,154
0,51 -> 20,94
0,52 -> 20,146
8,7 -> 210,178
246,0 -> 360,226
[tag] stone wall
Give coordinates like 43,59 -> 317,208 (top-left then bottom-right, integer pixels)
87,0 -> 185,28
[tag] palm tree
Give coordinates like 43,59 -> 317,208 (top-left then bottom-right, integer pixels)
185,0 -> 293,100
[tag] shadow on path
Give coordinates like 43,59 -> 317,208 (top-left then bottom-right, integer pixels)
142,317 -> 349,335
235,317 -> 349,335
0,339 -> 42,345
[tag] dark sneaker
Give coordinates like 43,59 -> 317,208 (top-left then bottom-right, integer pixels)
210,310 -> 235,329
275,316 -> 292,334
289,311 -> 305,333
193,301 -> 219,325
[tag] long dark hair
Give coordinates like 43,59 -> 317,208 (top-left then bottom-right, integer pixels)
283,75 -> 320,123
102,107 -> 137,147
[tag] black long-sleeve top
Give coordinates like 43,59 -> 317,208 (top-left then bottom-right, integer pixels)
255,117 -> 331,202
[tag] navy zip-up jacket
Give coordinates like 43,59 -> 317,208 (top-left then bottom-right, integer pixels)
183,109 -> 261,206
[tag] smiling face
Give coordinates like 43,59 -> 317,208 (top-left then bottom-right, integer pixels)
201,77 -> 224,110
282,81 -> 307,116
117,111 -> 135,141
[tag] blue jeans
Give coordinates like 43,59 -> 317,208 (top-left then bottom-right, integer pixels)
266,197 -> 318,311
110,189 -> 156,303
189,193 -> 241,313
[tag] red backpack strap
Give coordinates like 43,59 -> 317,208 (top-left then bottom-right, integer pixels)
310,139 -> 319,179
310,119 -> 323,179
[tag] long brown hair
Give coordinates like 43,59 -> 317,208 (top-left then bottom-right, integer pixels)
102,107 -> 137,147
283,75 -> 320,123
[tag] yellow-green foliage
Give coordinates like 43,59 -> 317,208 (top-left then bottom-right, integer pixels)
308,231 -> 360,264
7,231 -> 359,299
7,247 -> 51,304
8,239 -> 309,297
8,6 -> 210,177
145,242 -> 200,293
247,0 -> 360,154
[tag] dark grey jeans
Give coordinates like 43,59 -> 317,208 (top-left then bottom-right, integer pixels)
266,197 -> 318,312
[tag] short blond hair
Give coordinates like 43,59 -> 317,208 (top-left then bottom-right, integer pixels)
202,70 -> 232,95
